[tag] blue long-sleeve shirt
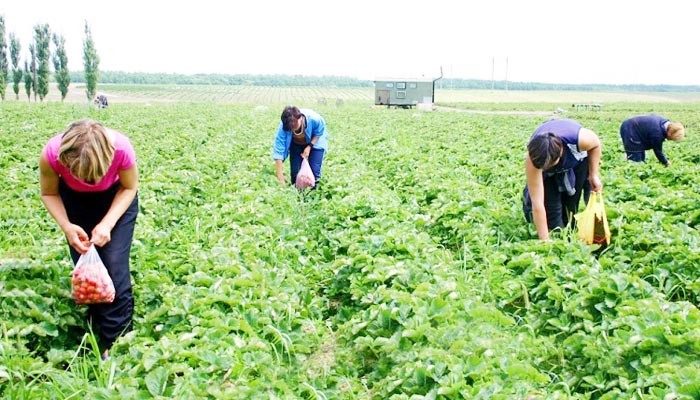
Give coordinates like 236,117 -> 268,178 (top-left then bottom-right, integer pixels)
272,108 -> 329,161
620,114 -> 670,165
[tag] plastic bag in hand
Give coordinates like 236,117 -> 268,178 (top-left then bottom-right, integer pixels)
295,158 -> 316,189
574,192 -> 611,247
71,244 -> 116,304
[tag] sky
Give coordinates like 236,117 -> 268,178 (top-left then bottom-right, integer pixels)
3,0 -> 698,85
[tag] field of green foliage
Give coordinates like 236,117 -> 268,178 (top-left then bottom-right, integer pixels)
1,97 -> 699,399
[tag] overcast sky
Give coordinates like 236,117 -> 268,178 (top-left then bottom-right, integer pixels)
3,0 -> 698,85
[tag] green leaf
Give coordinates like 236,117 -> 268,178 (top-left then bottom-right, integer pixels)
142,349 -> 161,372
0,366 -> 10,382
145,366 -> 168,397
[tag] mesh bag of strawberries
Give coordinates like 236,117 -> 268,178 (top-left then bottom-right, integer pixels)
71,244 -> 116,305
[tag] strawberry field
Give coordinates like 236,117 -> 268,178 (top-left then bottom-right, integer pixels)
1,99 -> 699,399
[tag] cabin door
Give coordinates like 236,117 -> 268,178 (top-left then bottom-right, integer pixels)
376,90 -> 390,105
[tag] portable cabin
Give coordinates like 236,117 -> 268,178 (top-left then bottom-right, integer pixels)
374,74 -> 441,108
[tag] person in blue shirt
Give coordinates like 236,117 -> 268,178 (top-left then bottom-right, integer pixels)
523,119 -> 603,241
272,106 -> 329,188
620,114 -> 685,166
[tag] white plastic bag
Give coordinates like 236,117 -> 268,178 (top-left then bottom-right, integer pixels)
71,244 -> 116,305
295,158 -> 316,189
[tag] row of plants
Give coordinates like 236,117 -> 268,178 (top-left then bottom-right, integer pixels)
1,101 -> 698,398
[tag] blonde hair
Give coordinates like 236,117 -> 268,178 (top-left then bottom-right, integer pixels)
667,122 -> 685,141
58,119 -> 115,183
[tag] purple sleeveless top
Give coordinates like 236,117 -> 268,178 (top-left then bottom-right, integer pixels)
530,118 -> 587,173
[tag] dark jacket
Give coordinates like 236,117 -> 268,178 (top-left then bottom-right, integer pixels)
620,114 -> 669,165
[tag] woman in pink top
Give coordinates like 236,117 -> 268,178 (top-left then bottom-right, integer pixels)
39,119 -> 138,360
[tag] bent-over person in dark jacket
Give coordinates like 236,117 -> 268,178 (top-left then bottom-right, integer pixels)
619,114 -> 685,166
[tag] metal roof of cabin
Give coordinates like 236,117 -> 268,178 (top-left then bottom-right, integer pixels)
373,77 -> 435,83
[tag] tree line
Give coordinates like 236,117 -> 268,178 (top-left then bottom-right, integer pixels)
439,78 -> 700,93
68,71 -> 700,93
69,71 -> 374,87
0,16 -> 100,103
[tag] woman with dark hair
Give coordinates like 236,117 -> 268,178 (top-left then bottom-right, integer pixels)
39,119 -> 138,360
523,118 -> 603,240
272,105 -> 329,188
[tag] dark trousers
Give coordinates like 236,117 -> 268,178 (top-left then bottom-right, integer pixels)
625,151 -> 646,162
59,180 -> 138,350
620,122 -> 646,162
523,162 -> 590,230
289,142 -> 325,187
545,162 -> 590,229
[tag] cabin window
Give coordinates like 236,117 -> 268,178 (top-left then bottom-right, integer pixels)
396,82 -> 406,89
396,91 -> 406,99
385,82 -> 394,88
409,82 -> 417,89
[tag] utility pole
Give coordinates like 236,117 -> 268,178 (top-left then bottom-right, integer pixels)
505,56 -> 509,91
491,57 -> 495,90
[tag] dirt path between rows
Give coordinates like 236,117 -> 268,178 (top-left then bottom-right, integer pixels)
434,105 -> 557,117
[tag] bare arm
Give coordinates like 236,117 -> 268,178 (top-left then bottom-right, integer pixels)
525,154 -> 549,240
39,155 -> 90,253
274,159 -> 286,184
578,128 -> 602,192
90,165 -> 138,246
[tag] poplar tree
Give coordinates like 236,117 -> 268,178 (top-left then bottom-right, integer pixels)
52,33 -> 70,101
83,21 -> 99,101
33,23 -> 51,101
23,59 -> 32,101
0,16 -> 8,101
29,43 -> 37,101
10,33 -> 21,100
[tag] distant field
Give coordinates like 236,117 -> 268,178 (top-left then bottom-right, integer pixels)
437,88 -> 700,103
6,83 -> 700,105
6,83 -> 372,105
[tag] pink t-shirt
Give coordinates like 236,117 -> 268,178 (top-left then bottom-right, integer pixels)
43,129 -> 136,192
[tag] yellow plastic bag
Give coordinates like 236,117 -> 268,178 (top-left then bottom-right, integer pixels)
574,192 -> 611,247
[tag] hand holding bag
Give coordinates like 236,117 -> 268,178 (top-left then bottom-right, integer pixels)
71,244 -> 116,305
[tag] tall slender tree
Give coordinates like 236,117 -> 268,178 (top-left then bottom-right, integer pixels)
29,44 -> 37,101
23,59 -> 32,101
52,33 -> 70,102
0,16 -> 8,101
10,33 -> 21,100
83,21 -> 99,102
33,24 -> 50,101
